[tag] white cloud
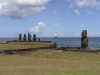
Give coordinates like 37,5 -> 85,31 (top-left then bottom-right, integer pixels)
53,23 -> 60,26
67,0 -> 100,8
58,33 -> 64,36
74,9 -> 80,14
0,0 -> 49,19
29,22 -> 45,33
88,32 -> 100,36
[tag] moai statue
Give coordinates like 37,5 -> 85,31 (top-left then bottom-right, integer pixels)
81,30 -> 88,48
19,34 -> 22,41
33,34 -> 37,41
28,33 -> 31,41
38,38 -> 40,42
23,34 -> 27,41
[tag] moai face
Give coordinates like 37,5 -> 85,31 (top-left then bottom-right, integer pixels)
82,30 -> 87,37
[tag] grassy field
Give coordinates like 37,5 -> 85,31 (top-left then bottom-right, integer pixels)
0,49 -> 100,75
0,42 -> 55,50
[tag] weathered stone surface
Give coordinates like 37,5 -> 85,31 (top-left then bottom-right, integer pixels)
28,33 -> 31,41
81,30 -> 87,37
33,34 -> 37,41
81,37 -> 88,48
23,34 -> 27,41
19,34 -> 22,41
81,30 -> 88,48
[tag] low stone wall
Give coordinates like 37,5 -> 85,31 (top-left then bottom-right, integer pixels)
7,40 -> 52,43
56,47 -> 100,53
0,43 -> 56,54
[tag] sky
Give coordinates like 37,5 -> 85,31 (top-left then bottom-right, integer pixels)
0,0 -> 100,37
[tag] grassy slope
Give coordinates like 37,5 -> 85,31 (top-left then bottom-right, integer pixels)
0,42 -> 55,50
0,49 -> 100,75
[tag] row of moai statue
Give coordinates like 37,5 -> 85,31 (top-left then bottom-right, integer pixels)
19,31 -> 88,47
81,30 -> 88,48
19,33 -> 40,42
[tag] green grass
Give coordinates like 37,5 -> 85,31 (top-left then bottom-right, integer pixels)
0,42 -> 55,50
0,49 -> 100,75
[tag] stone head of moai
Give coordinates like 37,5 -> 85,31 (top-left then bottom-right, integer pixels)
81,30 -> 87,37
81,30 -> 88,48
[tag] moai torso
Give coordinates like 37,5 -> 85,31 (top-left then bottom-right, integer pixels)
23,34 -> 27,41
19,34 -> 22,41
81,30 -> 88,48
38,38 -> 40,42
33,34 -> 37,41
28,33 -> 31,41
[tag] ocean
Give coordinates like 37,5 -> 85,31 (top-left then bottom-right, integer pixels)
0,37 -> 100,49
41,37 -> 100,49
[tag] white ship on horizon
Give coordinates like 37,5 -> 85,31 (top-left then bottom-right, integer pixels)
54,34 -> 59,38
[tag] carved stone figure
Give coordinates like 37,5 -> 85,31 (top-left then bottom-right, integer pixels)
33,34 -> 37,41
81,30 -> 88,48
23,34 -> 27,41
38,38 -> 40,42
19,34 -> 22,41
28,33 -> 31,41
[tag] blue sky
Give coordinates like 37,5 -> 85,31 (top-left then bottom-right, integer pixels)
0,0 -> 100,37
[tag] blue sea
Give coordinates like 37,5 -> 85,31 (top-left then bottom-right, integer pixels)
0,37 -> 100,49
